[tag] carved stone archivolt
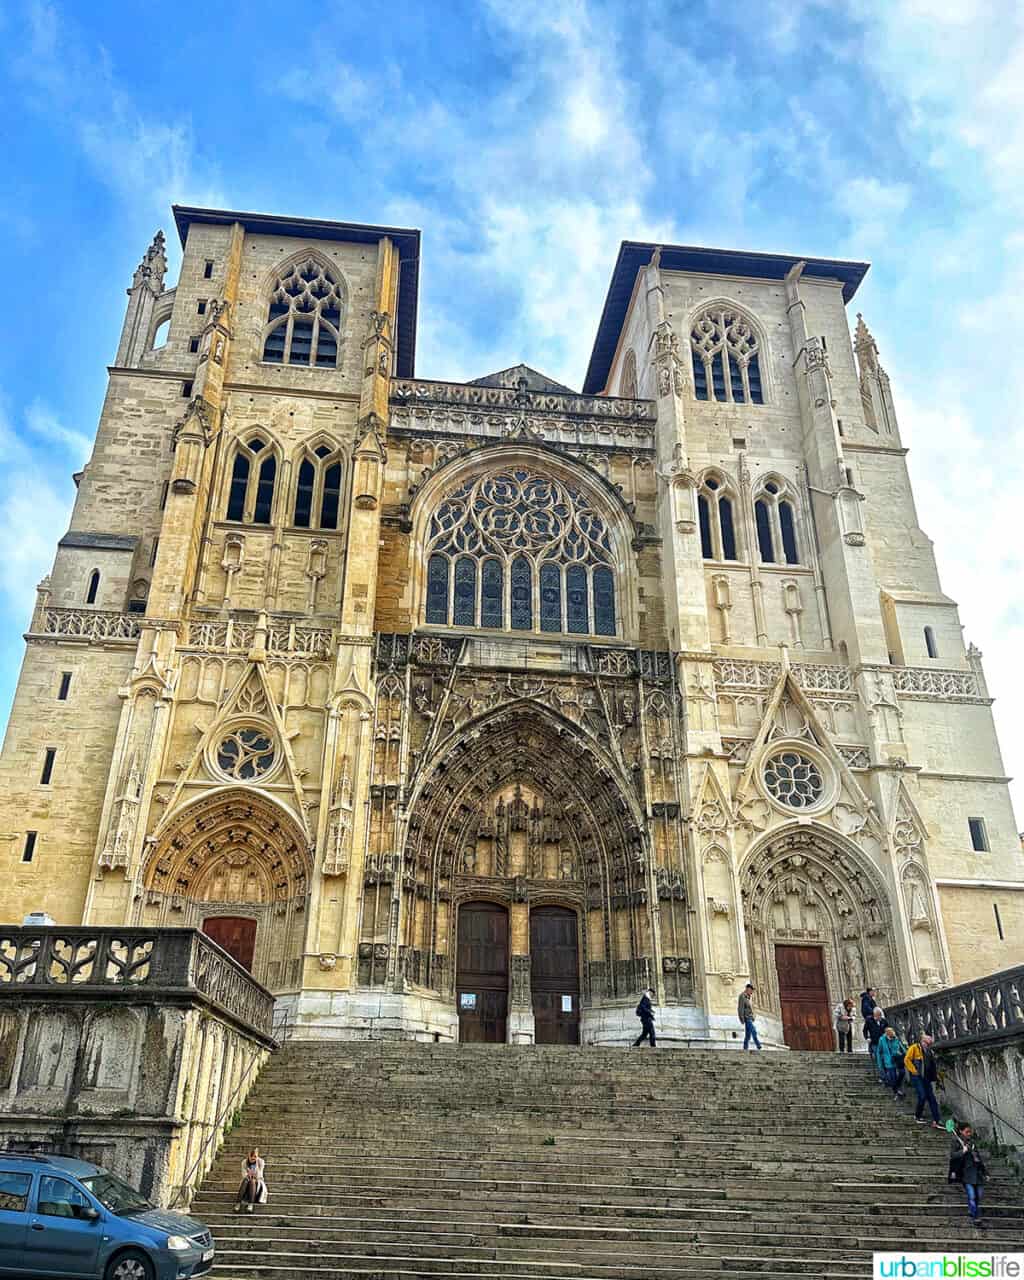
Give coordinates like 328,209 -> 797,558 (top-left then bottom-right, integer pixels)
741,827 -> 901,1012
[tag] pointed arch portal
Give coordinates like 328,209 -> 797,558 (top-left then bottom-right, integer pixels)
137,789 -> 312,992
374,700 -> 656,1041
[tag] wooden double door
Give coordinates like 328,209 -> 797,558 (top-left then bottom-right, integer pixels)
775,944 -> 833,1051
455,902 -> 581,1044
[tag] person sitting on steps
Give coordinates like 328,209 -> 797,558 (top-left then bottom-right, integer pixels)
738,983 -> 762,1051
234,1147 -> 268,1214
632,987 -> 657,1048
948,1123 -> 987,1229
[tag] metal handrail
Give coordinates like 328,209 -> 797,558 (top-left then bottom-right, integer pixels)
939,1065 -> 1024,1146
169,1049 -> 264,1209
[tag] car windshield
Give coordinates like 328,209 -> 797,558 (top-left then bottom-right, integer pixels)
80,1172 -> 151,1215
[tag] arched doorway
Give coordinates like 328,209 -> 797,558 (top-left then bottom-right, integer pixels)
376,700 -> 658,1040
741,827 -> 902,1050
138,789 -> 311,992
456,901 -> 509,1043
530,905 -> 580,1044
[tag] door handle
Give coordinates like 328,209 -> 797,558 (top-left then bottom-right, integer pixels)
30,1223 -> 44,1231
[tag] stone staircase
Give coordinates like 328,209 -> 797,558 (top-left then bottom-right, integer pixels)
195,1043 -> 1023,1279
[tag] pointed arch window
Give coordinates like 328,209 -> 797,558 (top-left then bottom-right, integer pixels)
697,474 -> 740,561
225,437 -> 277,525
292,442 -> 344,530
620,348 -> 638,399
262,258 -> 343,369
424,468 -> 618,638
690,306 -> 764,404
85,570 -> 100,605
754,479 -> 801,565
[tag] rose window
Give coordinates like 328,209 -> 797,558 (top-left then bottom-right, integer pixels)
763,750 -> 824,810
216,728 -> 276,781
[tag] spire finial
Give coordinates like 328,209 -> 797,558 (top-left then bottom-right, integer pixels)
131,229 -> 168,294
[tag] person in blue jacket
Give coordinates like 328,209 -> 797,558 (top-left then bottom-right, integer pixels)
632,988 -> 656,1048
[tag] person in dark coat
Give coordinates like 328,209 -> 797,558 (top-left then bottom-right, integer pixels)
904,1033 -> 943,1127
860,987 -> 878,1040
865,1008 -> 888,1083
948,1123 -> 987,1227
632,988 -> 656,1048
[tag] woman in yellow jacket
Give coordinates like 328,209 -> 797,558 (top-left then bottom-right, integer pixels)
904,1034 -> 943,1127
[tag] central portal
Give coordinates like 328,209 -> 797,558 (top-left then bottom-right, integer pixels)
775,944 -> 833,1050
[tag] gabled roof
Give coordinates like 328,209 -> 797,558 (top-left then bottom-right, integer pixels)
582,241 -> 870,395
469,364 -> 577,394
171,205 -> 421,379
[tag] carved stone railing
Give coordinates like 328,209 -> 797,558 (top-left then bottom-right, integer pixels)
887,964 -> 1024,1051
711,658 -> 853,694
0,927 -> 274,1038
31,608 -> 142,643
887,966 -> 1024,1166
391,377 -> 654,423
183,616 -> 334,660
0,927 -> 274,1206
892,665 -> 982,701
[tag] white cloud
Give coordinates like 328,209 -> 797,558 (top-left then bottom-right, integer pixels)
24,401 -> 92,464
0,402 -> 73,622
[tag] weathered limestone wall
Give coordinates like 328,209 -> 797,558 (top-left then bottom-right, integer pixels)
0,928 -> 274,1206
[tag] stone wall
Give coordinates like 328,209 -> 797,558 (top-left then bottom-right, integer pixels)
0,927 -> 275,1206
888,964 -> 1024,1176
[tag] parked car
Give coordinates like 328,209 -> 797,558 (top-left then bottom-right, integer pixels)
0,1153 -> 213,1279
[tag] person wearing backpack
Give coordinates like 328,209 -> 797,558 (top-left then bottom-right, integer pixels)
631,987 -> 656,1048
948,1123 -> 987,1227
904,1033 -> 943,1127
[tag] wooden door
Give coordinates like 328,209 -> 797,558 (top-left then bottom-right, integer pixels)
202,916 -> 257,972
457,902 -> 508,1043
775,944 -> 833,1050
530,906 -> 580,1045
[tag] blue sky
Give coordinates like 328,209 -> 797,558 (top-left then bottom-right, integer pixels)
0,0 -> 1021,820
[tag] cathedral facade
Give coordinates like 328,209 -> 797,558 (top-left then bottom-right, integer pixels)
1,207 -> 1021,1047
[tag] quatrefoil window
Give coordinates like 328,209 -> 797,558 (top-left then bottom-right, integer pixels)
216,727 -> 276,781
763,750 -> 824,810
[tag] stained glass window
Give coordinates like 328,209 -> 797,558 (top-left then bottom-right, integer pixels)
593,567 -> 615,636
426,555 -> 448,624
453,556 -> 477,627
424,468 -> 618,637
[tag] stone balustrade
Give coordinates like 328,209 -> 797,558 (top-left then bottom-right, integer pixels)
31,607 -> 142,643
0,927 -> 275,1203
888,965 -> 1024,1170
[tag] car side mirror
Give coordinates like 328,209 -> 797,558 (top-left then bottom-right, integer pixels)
82,1207 -> 100,1222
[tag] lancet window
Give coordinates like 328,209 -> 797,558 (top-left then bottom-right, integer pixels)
262,257 -> 343,368
697,473 -> 739,561
754,478 -> 800,565
225,436 -> 277,525
424,468 -> 618,637
620,348 -> 638,398
293,443 -> 344,530
690,306 -> 763,404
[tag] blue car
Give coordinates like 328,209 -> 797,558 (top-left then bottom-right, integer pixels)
0,1153 -> 213,1279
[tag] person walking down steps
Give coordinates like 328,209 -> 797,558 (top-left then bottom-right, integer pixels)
904,1033 -> 943,1128
234,1148 -> 268,1214
835,997 -> 855,1052
632,987 -> 657,1048
738,983 -> 762,1051
948,1123 -> 987,1228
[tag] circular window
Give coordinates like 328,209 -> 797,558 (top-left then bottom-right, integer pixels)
215,727 -> 276,781
763,749 -> 825,810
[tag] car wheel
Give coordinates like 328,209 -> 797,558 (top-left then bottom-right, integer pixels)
106,1249 -> 154,1280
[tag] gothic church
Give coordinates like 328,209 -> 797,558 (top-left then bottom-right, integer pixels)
1,206 -> 1021,1047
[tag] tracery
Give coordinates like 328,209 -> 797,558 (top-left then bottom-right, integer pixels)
690,306 -> 763,404
424,468 -> 618,637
